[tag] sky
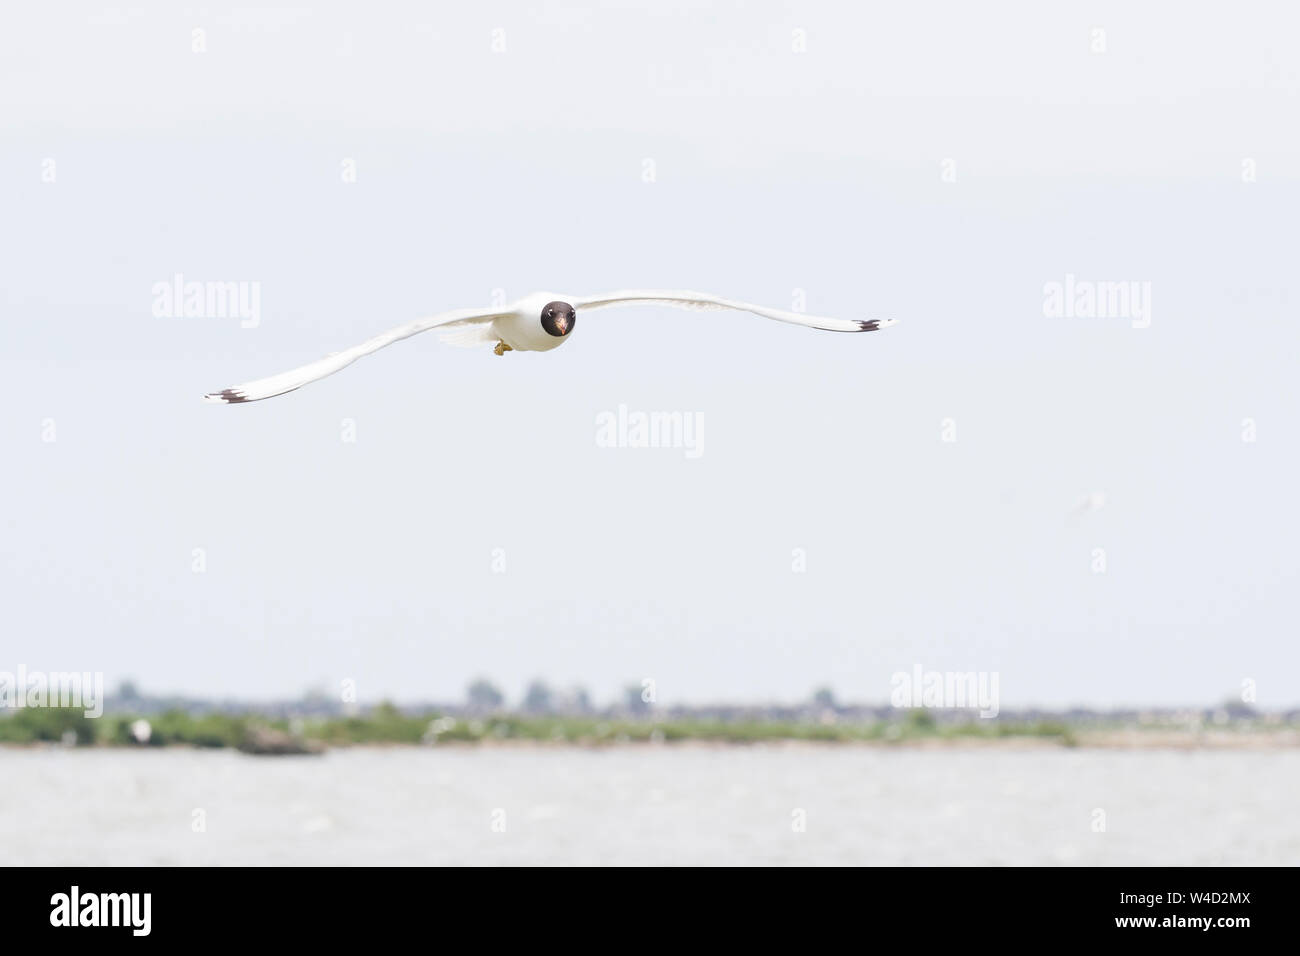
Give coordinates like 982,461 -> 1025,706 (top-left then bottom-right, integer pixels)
1,2 -> 1297,709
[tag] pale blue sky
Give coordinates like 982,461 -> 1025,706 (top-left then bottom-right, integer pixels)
1,2 -> 1297,707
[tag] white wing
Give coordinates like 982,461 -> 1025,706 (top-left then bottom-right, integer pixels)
203,307 -> 507,404
570,290 -> 895,333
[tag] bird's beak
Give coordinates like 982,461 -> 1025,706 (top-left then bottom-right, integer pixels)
556,316 -> 570,334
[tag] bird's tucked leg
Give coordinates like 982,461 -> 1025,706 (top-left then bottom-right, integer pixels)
494,340 -> 513,356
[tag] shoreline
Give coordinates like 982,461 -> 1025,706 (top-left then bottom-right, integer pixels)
2,730 -> 1296,753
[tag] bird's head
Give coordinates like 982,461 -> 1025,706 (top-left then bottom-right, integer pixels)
541,300 -> 576,337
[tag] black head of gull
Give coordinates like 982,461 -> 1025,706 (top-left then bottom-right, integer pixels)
541,300 -> 576,337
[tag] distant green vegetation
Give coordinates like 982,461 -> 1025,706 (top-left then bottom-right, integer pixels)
5,678 -> 1274,752
0,707 -> 98,745
0,704 -> 1092,750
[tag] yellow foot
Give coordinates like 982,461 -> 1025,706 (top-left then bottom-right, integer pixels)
494,340 -> 513,356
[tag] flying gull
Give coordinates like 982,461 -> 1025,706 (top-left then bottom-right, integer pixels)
204,289 -> 897,404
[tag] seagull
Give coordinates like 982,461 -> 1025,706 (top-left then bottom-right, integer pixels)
203,289 -> 897,404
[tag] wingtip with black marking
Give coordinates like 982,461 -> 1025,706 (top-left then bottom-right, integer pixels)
204,389 -> 251,404
857,318 -> 898,332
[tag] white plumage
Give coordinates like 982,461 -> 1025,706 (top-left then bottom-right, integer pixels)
204,289 -> 896,404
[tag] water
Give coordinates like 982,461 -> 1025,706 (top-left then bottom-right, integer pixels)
2,746 -> 1295,865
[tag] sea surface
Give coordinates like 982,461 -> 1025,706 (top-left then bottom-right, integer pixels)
2,746 -> 1295,866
